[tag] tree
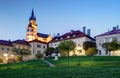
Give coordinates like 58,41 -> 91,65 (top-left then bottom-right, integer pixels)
44,47 -> 55,57
102,39 -> 120,55
12,47 -> 30,68
83,41 -> 97,56
35,53 -> 43,59
86,47 -> 97,56
58,40 -> 76,66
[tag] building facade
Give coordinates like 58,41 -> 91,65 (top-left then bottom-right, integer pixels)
0,40 -> 30,63
49,29 -> 95,56
96,26 -> 120,56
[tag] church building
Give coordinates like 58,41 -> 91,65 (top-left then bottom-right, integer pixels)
26,9 -> 52,43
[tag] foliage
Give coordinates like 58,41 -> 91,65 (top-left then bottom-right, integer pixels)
16,56 -> 22,62
58,40 -> 76,52
35,53 -> 43,59
85,47 -> 98,56
44,47 -> 55,56
0,58 -> 3,63
12,47 -> 30,55
83,41 -> 96,51
102,39 -> 120,51
58,40 -> 76,66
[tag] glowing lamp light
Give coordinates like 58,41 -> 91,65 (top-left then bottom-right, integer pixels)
3,53 -> 8,57
11,55 -> 14,57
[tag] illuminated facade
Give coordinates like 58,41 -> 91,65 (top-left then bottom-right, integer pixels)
26,9 -> 52,43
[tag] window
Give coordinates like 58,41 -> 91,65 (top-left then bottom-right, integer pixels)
1,47 -> 4,50
99,50 -> 101,55
54,44 -> 57,46
37,51 -> 41,54
67,36 -> 70,38
43,46 -> 45,49
51,43 -> 53,46
7,48 -> 10,51
106,51 -> 108,55
73,34 -> 76,37
37,45 -> 41,48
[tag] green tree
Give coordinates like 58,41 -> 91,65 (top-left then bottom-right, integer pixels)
83,41 -> 97,56
102,39 -> 120,55
35,53 -> 43,59
44,47 -> 55,57
12,47 -> 30,68
58,40 -> 76,66
86,47 -> 98,56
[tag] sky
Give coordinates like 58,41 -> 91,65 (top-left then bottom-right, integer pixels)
0,0 -> 120,40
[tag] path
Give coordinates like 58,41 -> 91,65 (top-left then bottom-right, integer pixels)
42,59 -> 55,67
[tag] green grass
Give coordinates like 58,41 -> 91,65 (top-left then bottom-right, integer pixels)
0,56 -> 120,78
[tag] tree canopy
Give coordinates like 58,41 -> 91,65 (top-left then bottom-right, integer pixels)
58,40 -> 76,52
83,41 -> 97,56
102,39 -> 120,51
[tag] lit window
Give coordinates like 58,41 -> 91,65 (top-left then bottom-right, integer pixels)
67,36 -> 70,38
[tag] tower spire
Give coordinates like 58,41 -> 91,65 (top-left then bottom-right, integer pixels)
29,9 -> 36,21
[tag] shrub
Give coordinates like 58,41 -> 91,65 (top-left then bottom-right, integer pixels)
0,58 -> 3,63
16,56 -> 22,62
35,53 -> 43,59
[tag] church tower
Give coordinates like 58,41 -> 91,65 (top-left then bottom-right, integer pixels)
26,9 -> 38,41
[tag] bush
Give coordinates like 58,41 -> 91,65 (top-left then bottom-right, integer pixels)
0,58 -> 3,63
8,58 -> 16,63
16,56 -> 22,62
35,54 -> 43,59
60,51 -> 68,57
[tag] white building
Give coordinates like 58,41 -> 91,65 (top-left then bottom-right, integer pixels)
95,26 -> 120,56
49,29 -> 95,56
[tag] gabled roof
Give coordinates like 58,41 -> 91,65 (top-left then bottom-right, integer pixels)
96,29 -> 120,37
37,33 -> 49,38
0,40 -> 12,46
50,30 -> 95,42
12,40 -> 29,45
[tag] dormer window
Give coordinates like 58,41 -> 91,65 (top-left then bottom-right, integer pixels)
55,38 -> 58,41
73,34 -> 76,37
60,37 -> 63,40
67,36 -> 70,38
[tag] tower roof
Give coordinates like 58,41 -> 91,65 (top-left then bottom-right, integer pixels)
29,9 -> 36,21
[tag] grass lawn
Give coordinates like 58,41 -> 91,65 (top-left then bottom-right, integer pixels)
0,56 -> 120,78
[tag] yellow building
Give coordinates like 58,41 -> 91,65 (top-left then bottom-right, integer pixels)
0,40 -> 30,63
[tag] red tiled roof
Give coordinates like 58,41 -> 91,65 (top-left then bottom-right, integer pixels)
95,29 -> 120,37
50,30 -> 95,42
0,40 -> 12,46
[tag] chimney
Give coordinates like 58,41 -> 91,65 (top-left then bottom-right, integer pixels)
87,29 -> 91,36
116,25 -> 119,30
83,26 -> 86,34
57,33 -> 60,37
113,27 -> 117,31
70,29 -> 74,34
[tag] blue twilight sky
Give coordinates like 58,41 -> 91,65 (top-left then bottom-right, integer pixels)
0,0 -> 120,40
